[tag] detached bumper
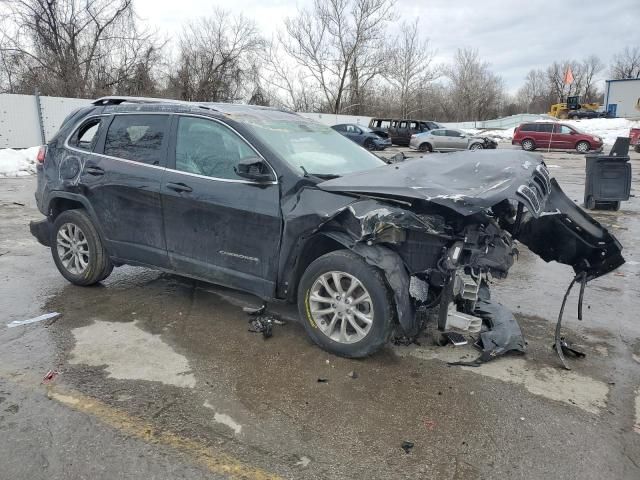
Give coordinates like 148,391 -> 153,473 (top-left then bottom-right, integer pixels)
30,218 -> 52,247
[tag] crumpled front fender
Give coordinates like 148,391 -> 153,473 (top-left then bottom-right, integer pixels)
515,178 -> 624,280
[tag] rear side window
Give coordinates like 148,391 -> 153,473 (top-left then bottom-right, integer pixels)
379,120 -> 391,128
104,114 -> 169,165
431,130 -> 445,136
446,130 -> 463,137
519,124 -> 537,132
538,124 -> 553,133
69,118 -> 103,151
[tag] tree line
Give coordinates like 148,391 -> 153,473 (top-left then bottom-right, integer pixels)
1,0 -> 638,122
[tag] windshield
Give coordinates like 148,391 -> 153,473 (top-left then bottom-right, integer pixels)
243,119 -> 386,176
359,126 -> 373,133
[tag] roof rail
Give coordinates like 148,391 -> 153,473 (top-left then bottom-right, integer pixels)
92,96 -> 170,106
92,96 -> 218,112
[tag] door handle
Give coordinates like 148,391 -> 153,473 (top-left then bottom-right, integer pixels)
166,182 -> 193,193
85,166 -> 104,176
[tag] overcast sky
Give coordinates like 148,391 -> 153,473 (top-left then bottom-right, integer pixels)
136,0 -> 640,92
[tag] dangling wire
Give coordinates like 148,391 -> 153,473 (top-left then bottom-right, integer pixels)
555,271 -> 588,370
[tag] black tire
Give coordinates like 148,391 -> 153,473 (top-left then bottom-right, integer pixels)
585,195 -> 595,210
470,143 -> 484,150
521,139 -> 535,151
51,209 -> 113,286
576,141 -> 590,153
364,138 -> 375,151
419,142 -> 432,153
297,250 -> 395,358
634,145 -> 640,153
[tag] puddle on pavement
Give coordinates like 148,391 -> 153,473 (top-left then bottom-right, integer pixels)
397,345 -> 609,414
69,320 -> 196,388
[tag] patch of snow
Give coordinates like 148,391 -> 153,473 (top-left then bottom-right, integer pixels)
0,146 -> 41,177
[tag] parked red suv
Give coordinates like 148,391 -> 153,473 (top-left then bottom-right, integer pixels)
630,127 -> 640,153
512,122 -> 603,153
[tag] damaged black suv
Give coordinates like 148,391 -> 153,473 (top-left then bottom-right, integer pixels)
31,97 -> 624,360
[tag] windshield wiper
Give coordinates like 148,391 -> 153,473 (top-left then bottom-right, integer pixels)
311,173 -> 341,180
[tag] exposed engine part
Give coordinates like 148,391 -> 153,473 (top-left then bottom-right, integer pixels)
453,271 -> 481,309
409,276 -> 429,305
444,303 -> 482,332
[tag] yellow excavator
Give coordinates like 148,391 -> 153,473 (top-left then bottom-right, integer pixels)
548,95 -> 601,119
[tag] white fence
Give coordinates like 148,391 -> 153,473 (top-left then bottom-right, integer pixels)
0,92 -> 549,148
0,93 -> 91,148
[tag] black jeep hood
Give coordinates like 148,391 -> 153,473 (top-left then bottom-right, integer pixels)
319,150 -> 549,216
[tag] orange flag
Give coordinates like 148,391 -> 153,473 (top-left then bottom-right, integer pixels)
564,67 -> 574,85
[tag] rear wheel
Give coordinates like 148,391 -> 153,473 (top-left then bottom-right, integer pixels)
51,209 -> 113,286
521,139 -> 535,151
634,145 -> 640,153
419,142 -> 432,153
297,250 -> 394,358
576,141 -> 590,153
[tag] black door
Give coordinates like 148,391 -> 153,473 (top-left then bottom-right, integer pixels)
78,113 -> 171,267
161,115 -> 282,298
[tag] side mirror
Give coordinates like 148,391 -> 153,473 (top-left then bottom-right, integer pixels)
234,157 -> 273,182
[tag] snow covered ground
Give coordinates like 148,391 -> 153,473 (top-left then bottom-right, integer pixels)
0,146 -> 41,177
468,118 -> 640,146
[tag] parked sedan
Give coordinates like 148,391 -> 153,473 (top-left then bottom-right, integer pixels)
331,124 -> 391,150
409,128 -> 497,152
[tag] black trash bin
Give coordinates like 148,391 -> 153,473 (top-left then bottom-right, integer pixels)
584,137 -> 632,211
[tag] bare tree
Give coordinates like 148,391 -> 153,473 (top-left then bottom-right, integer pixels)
610,46 -> 640,79
580,54 -> 604,103
281,0 -> 394,114
384,19 -> 436,117
167,9 -> 264,102
0,0 -> 159,97
261,39 -> 322,111
443,48 -> 504,121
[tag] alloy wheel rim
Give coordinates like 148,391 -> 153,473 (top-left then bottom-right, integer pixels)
56,223 -> 90,275
577,143 -> 588,152
308,271 -> 374,344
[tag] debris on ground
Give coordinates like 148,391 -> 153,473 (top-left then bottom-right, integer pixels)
244,304 -> 285,338
248,316 -> 273,338
401,441 -> 414,454
552,338 -> 586,358
12,201 -> 25,206
7,312 -> 60,328
443,331 -> 468,346
41,370 -> 60,384
317,378 -> 328,383
347,371 -> 358,379
423,419 -> 436,431
295,456 -> 311,467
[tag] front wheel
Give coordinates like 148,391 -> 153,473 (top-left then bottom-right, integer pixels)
364,139 -> 376,151
51,209 -> 113,286
576,141 -> 590,153
521,139 -> 535,151
297,250 -> 395,358
470,143 -> 484,150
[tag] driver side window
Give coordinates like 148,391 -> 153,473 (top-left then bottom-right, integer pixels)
175,117 -> 255,180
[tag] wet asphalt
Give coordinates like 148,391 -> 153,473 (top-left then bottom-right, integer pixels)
1,145 -> 639,479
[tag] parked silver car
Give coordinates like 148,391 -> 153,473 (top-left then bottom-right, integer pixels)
409,128 -> 497,152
